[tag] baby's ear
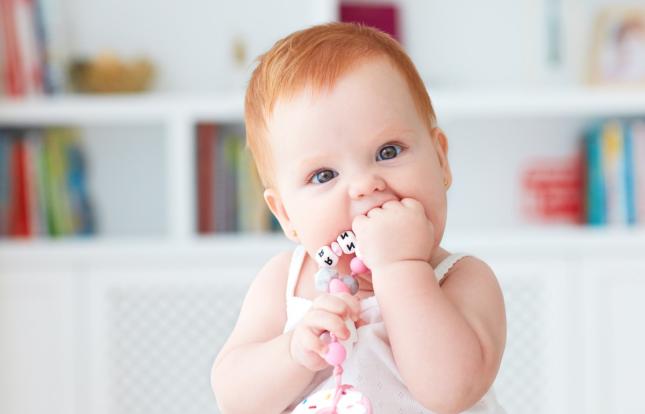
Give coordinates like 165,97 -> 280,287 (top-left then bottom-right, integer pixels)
431,127 -> 452,189
264,188 -> 299,242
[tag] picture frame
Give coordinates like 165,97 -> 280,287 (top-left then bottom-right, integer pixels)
588,6 -> 645,86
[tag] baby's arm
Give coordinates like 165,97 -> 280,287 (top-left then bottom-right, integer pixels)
211,250 -> 360,413
372,257 -> 506,414
211,251 -> 314,413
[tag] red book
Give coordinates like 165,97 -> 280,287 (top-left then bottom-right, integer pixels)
8,138 -> 31,237
0,0 -> 26,96
196,123 -> 217,234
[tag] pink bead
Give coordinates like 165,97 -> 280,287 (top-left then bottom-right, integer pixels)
324,342 -> 346,365
350,257 -> 368,274
329,278 -> 350,294
330,241 -> 343,256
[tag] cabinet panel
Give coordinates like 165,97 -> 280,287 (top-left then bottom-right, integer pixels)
83,261 -> 259,414
0,267 -> 79,414
582,259 -> 645,413
484,255 -> 577,414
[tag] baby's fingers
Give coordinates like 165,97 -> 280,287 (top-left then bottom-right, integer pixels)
312,293 -> 360,321
303,309 -> 350,340
299,329 -> 329,357
334,292 -> 361,320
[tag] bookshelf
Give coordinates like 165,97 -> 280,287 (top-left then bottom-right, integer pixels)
2,86 -> 645,244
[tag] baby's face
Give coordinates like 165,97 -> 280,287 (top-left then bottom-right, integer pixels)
264,57 -> 451,268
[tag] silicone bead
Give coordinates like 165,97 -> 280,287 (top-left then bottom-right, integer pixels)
324,342 -> 346,365
315,267 -> 338,292
329,278 -> 350,294
315,245 -> 339,268
350,257 -> 368,274
337,231 -> 357,254
341,275 -> 359,295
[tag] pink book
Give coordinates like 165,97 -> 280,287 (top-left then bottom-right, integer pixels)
340,2 -> 400,43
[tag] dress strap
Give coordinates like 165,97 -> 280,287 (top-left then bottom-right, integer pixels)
434,253 -> 470,283
286,245 -> 307,301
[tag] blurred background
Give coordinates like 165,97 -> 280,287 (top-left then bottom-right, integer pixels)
1,0 -> 645,413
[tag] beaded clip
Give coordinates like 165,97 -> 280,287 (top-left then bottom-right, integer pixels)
312,230 -> 371,411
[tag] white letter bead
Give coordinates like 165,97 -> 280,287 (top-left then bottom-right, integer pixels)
315,245 -> 339,268
337,231 -> 357,254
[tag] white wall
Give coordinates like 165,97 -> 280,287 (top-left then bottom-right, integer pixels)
59,0 -> 637,92
64,0 -> 337,92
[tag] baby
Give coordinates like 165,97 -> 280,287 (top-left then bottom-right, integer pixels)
211,23 -> 507,414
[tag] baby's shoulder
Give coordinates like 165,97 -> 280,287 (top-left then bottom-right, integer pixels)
442,254 -> 497,285
252,249 -> 293,292
249,251 -> 293,305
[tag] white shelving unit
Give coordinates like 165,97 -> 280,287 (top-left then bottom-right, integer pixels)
2,87 -> 645,414
2,86 -> 645,243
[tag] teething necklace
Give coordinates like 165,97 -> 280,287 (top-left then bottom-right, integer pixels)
305,230 -> 372,413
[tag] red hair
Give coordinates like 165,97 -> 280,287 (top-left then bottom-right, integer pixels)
245,22 -> 437,188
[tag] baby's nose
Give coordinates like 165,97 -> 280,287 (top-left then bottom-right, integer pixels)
347,172 -> 386,200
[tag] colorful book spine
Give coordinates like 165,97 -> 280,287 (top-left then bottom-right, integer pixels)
8,134 -> 31,236
633,121 -> 645,225
0,128 -> 94,238
0,0 -> 64,96
0,132 -> 11,235
585,123 -> 606,226
602,121 -> 626,225
623,121 -> 636,225
14,0 -> 42,95
1,0 -> 26,95
196,123 -> 216,234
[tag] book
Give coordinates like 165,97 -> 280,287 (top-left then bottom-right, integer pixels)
236,141 -> 269,232
8,133 -> 31,236
633,120 -> 645,224
0,131 -> 12,235
623,121 -> 637,225
65,136 -> 95,235
215,131 -> 239,232
602,121 -> 628,225
14,0 -> 42,95
24,129 -> 45,235
196,123 -> 217,234
1,0 -> 26,95
585,123 -> 606,225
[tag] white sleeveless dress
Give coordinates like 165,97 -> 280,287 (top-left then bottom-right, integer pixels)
282,245 -> 506,413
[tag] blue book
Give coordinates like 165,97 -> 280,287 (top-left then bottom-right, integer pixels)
623,121 -> 637,225
66,139 -> 95,235
0,131 -> 12,236
586,123 -> 606,225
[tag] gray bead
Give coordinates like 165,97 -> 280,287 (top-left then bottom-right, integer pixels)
341,275 -> 359,295
315,267 -> 338,292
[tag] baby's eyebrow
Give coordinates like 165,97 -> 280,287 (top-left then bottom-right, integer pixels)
296,154 -> 333,170
373,124 -> 415,141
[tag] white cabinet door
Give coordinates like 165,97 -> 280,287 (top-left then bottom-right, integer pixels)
581,258 -> 645,414
82,260 -> 260,414
483,255 -> 577,414
0,266 -> 79,414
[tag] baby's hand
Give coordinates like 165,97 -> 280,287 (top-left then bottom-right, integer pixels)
352,198 -> 434,270
290,292 -> 360,372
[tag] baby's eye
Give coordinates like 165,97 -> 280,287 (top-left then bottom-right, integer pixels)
309,169 -> 338,184
376,143 -> 403,161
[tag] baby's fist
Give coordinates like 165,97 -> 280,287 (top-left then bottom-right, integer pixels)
352,198 -> 434,269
